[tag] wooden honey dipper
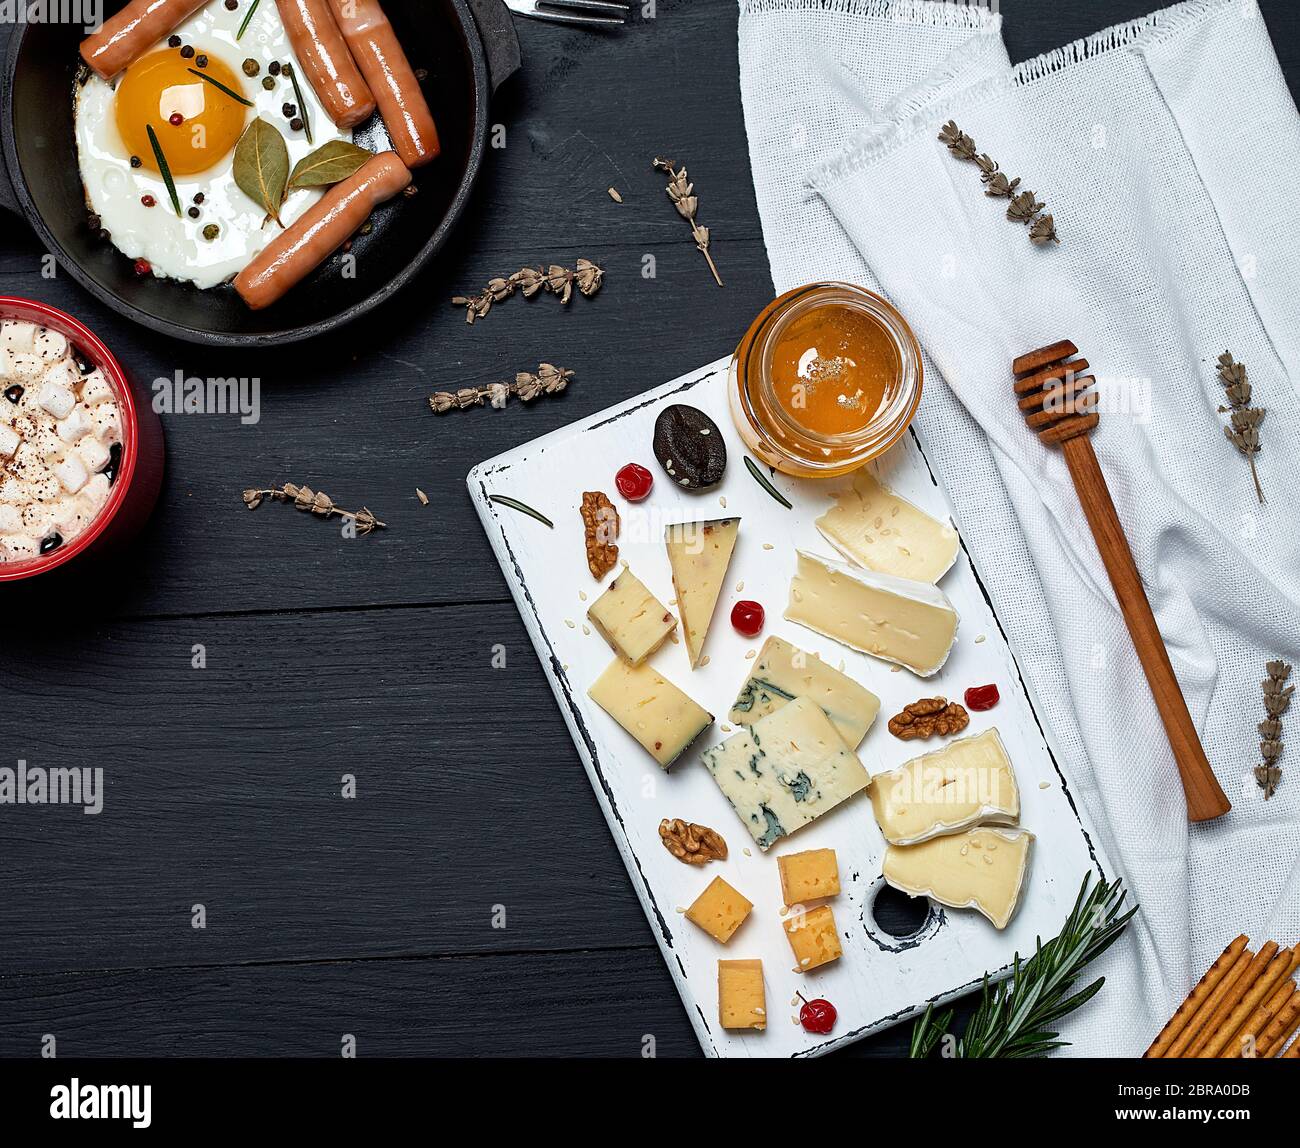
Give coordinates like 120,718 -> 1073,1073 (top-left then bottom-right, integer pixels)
1014,340 -> 1231,822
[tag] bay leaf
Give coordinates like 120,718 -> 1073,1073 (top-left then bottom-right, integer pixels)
288,141 -> 374,192
233,117 -> 289,227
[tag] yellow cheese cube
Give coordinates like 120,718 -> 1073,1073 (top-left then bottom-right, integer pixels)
685,876 -> 753,944
777,848 -> 840,906
718,959 -> 766,1030
783,904 -> 842,972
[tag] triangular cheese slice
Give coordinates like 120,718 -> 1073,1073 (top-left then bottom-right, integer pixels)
664,517 -> 739,668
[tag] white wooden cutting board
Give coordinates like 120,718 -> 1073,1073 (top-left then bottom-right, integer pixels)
468,356 -> 1109,1058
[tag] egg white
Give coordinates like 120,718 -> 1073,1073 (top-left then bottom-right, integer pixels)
74,0 -> 352,289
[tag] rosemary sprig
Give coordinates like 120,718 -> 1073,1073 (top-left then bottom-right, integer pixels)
187,68 -> 255,107
488,494 -> 553,529
145,124 -> 182,217
653,157 -> 723,286
939,121 -> 1058,245
911,874 -> 1137,1058
452,261 -> 602,324
743,455 -> 792,509
242,483 -> 385,534
282,63 -> 312,145
430,363 -> 574,414
1257,660 -> 1292,799
236,0 -> 261,39
1216,351 -> 1266,504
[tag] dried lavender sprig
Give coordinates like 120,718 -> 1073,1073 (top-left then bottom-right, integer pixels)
1216,351 -> 1266,504
653,157 -> 723,287
429,363 -> 575,414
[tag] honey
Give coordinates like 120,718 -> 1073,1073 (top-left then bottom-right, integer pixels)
729,283 -> 922,478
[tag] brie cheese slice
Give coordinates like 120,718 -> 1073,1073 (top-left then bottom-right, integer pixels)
785,551 -> 958,676
869,728 -> 1020,845
883,826 -> 1034,930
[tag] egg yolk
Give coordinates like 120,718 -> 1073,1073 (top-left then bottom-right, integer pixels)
114,50 -> 248,177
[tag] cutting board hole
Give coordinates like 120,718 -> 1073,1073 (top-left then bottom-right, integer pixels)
871,883 -> 935,940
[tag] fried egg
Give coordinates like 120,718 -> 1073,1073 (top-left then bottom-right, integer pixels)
74,1 -> 351,289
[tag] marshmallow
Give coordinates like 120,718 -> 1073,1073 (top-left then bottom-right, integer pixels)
33,426 -> 65,461
57,407 -> 92,444
9,353 -> 44,382
0,476 -> 24,502
10,413 -> 37,439
0,504 -> 21,533
21,503 -> 55,537
42,358 -> 80,392
76,436 -> 111,473
53,455 -> 89,494
92,405 -> 122,445
53,496 -> 94,539
0,320 -> 36,354
37,381 -> 76,419
33,328 -> 69,363
0,534 -> 39,561
79,370 -> 115,406
0,424 -> 18,459
79,473 -> 111,512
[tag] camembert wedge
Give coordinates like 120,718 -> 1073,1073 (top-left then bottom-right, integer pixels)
664,518 -> 739,668
728,635 -> 879,748
869,727 -> 1019,845
587,657 -> 712,769
587,567 -> 676,666
816,469 -> 959,583
883,827 -> 1034,930
701,696 -> 870,851
785,551 -> 958,677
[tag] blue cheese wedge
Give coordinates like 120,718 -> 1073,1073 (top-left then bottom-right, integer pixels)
869,728 -> 1020,845
883,827 -> 1034,929
816,469 -> 959,583
587,657 -> 712,769
702,696 -> 870,850
785,551 -> 958,676
587,567 -> 676,666
665,518 -> 740,668
728,635 -> 879,748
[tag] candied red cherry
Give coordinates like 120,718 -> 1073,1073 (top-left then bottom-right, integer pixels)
140,194 -> 156,207
964,683 -> 1000,712
615,462 -> 653,502
169,112 -> 184,126
797,993 -> 836,1035
731,600 -> 764,637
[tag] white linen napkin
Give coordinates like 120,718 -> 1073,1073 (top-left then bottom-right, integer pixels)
740,0 -> 1300,1057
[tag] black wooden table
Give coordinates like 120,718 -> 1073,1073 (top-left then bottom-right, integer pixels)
1,0 -> 1296,1059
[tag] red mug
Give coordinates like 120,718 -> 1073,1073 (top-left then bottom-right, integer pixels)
0,297 -> 164,582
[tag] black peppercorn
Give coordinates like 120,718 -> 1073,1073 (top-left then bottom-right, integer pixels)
193,192 -> 205,204
290,117 -> 303,132
202,224 -> 220,241
242,58 -> 259,77
180,45 -> 195,59
168,35 -> 182,47
268,60 -> 281,75
188,207 -> 200,219
225,0 -> 238,8
130,155 -> 142,168
195,54 -> 208,68
87,213 -> 101,232
262,76 -> 275,90
281,62 -> 293,77
282,103 -> 297,118
98,229 -> 111,242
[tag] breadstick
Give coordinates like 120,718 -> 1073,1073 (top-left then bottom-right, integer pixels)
1200,946 -> 1294,1058
1184,941 -> 1278,1057
1258,988 -> 1300,1058
1167,945 -> 1256,1058
1226,976 -> 1297,1058
1146,935 -> 1249,1057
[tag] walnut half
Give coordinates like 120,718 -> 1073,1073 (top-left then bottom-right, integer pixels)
659,819 -> 728,865
887,697 -> 970,740
580,490 -> 619,579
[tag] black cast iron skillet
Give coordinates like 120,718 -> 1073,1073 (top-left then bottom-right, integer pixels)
0,0 -> 519,346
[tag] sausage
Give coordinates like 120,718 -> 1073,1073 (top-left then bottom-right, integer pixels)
80,0 -> 211,79
234,151 -> 411,310
327,0 -> 440,168
275,0 -> 376,129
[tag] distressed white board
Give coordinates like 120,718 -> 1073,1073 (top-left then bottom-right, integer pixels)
469,357 -> 1109,1059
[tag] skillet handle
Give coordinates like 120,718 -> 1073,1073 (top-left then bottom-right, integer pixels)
0,23 -> 19,215
466,0 -> 521,93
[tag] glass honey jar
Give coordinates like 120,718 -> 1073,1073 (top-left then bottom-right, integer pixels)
728,282 -> 923,478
